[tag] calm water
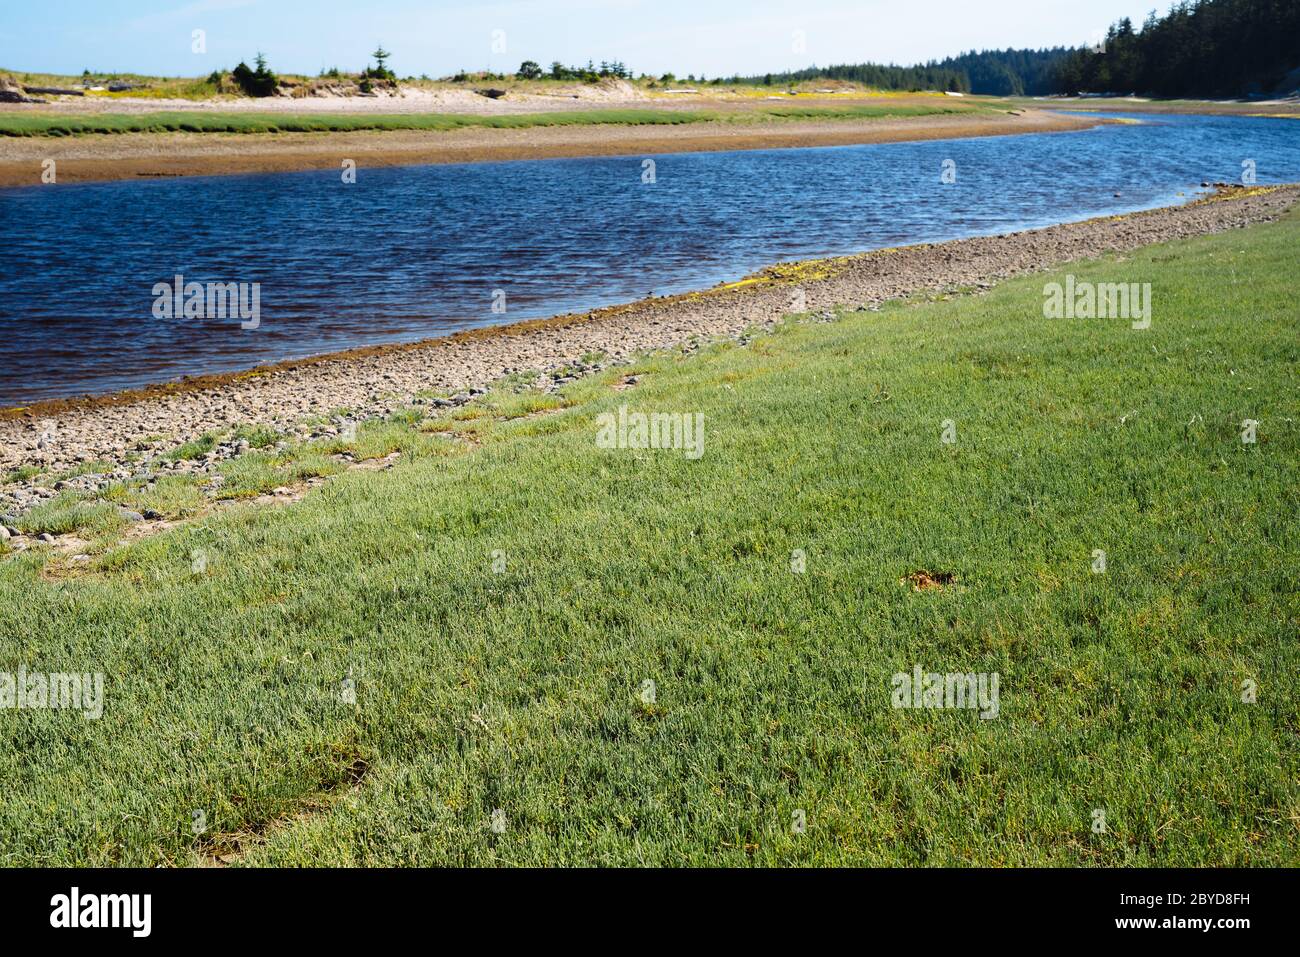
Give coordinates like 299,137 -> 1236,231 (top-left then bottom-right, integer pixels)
2,112 -> 1298,405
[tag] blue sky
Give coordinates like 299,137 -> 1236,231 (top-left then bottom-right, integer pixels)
1,0 -> 1177,78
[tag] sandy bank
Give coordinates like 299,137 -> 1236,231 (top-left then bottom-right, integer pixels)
0,109 -> 1102,188
1015,96 -> 1300,117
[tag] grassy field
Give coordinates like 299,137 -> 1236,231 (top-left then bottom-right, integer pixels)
1,211 -> 1296,866
0,103 -> 973,137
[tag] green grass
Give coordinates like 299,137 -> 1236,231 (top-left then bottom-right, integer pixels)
45,459 -> 115,483
162,432 -> 220,462
0,103 -> 973,137
214,449 -> 344,500
102,475 -> 207,522
2,464 -> 44,486
11,493 -> 126,538
0,212 -> 1296,866
229,424 -> 280,449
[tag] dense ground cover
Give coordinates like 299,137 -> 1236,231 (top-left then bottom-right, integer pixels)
0,211 -> 1295,865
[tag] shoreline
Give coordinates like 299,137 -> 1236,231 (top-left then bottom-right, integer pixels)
2,183 -> 1295,520
1011,96 -> 1300,117
0,108 -> 1103,188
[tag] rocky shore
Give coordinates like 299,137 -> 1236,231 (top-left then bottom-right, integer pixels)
2,183 -> 1296,540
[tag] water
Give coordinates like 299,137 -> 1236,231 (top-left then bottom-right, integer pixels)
1,112 -> 1298,406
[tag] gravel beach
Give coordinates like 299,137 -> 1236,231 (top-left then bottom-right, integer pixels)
2,183 -> 1295,525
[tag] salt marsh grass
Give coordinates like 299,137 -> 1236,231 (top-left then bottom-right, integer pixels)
0,212 -> 1295,865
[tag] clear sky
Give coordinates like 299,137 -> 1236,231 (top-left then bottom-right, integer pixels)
1,0 -> 1177,78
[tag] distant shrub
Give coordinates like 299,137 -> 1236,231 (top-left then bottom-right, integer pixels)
361,46 -> 397,84
231,53 -> 276,97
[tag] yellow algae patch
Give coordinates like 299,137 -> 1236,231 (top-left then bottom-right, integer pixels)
1193,185 -> 1280,205
708,255 -> 853,295
764,260 -> 840,282
716,277 -> 769,291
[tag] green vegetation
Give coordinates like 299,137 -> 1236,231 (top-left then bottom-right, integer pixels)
739,49 -> 1073,96
357,46 -> 398,94
544,59 -> 633,82
365,46 -> 396,83
0,102 -> 973,138
1,211 -> 1296,866
102,475 -> 206,522
230,53 -> 278,97
229,424 -> 281,450
164,432 -> 220,462
731,0 -> 1300,98
11,494 -> 126,538
1057,0 -> 1300,97
215,449 -> 344,500
2,464 -> 44,486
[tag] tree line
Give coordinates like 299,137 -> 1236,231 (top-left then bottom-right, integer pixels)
761,0 -> 1298,98
1054,0 -> 1300,97
737,49 -> 1069,95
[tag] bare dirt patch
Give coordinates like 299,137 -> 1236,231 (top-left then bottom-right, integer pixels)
904,570 -> 958,591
